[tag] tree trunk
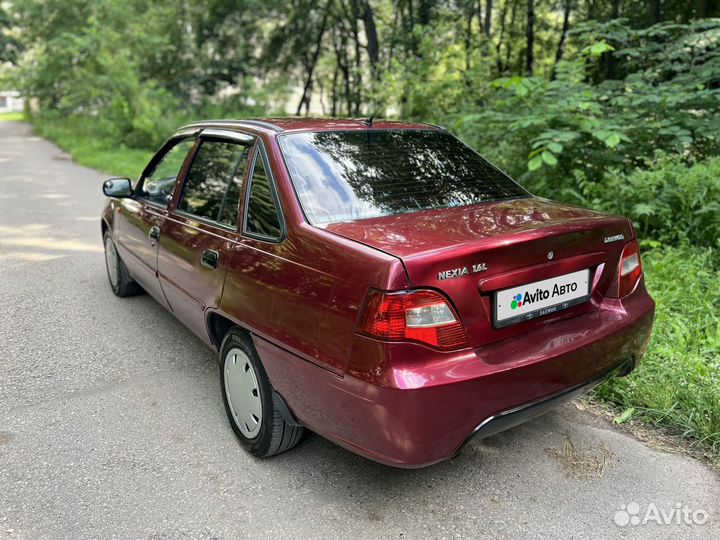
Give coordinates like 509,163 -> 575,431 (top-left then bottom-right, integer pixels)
551,0 -> 571,80
331,63 -> 339,116
698,0 -> 715,17
465,1 -> 474,71
362,0 -> 379,77
341,35 -> 352,115
651,0 -> 661,23
295,1 -> 331,116
418,0 -> 433,24
505,0 -> 517,75
350,1 -> 363,114
495,0 -> 509,74
406,0 -> 417,56
587,0 -> 596,19
485,0 -> 493,36
525,0 -> 534,75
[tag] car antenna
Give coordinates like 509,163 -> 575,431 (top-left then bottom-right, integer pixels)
361,114 -> 375,127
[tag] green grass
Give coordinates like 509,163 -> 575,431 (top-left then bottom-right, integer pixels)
595,245 -> 720,456
0,111 -> 26,122
32,116 -> 154,179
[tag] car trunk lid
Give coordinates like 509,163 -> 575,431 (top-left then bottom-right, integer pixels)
325,197 -> 634,348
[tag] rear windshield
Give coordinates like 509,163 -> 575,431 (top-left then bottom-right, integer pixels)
278,129 -> 528,225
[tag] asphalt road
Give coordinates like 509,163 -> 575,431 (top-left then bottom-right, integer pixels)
0,120 -> 718,540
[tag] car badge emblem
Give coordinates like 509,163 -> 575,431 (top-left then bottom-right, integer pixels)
604,234 -> 625,244
547,251 -> 554,260
437,262 -> 487,281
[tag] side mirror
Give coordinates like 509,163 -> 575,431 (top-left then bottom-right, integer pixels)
103,178 -> 133,198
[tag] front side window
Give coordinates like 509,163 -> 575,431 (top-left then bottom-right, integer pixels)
244,151 -> 282,240
177,138 -> 252,227
140,138 -> 196,206
278,130 -> 529,225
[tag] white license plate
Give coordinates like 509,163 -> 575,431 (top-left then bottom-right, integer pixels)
494,269 -> 591,328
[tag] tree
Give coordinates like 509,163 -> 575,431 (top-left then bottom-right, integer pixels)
552,0 -> 573,80
525,0 -> 534,74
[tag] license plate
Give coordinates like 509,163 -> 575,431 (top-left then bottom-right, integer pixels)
494,269 -> 591,328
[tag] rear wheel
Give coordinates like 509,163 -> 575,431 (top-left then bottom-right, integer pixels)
220,328 -> 304,457
103,231 -> 141,297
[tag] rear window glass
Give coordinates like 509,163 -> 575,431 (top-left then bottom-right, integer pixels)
278,130 -> 528,225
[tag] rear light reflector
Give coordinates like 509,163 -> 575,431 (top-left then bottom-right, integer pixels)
617,240 -> 643,297
358,289 -> 469,351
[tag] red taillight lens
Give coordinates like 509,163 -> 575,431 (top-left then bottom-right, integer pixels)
358,289 -> 469,351
617,240 -> 643,297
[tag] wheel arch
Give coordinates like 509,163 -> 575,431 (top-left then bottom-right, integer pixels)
207,311 -> 251,352
210,312 -> 302,429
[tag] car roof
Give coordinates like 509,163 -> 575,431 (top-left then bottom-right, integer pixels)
179,117 -> 444,135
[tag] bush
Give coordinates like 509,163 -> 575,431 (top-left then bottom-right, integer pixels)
32,113 -> 154,178
594,245 -> 720,453
437,20 -> 720,194
563,155 -> 720,249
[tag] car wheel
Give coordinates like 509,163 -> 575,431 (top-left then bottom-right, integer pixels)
103,230 -> 141,297
220,328 -> 304,457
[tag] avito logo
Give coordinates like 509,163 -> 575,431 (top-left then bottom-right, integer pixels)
509,281 -> 579,310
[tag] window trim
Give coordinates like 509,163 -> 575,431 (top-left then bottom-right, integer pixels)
242,144 -> 287,244
135,132 -> 200,209
171,129 -> 256,231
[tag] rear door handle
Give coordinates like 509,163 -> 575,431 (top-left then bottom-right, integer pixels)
148,226 -> 160,243
201,249 -> 219,269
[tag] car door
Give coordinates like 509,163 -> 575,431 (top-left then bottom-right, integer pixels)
157,130 -> 255,343
113,136 -> 198,309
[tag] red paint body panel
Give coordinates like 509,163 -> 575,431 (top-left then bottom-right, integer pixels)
111,200 -> 171,310
157,215 -> 235,344
101,118 -> 655,468
257,288 -> 654,467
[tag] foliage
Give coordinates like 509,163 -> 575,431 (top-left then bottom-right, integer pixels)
6,0 -> 268,148
450,19 -> 720,191
595,244 -> 720,454
568,154 -> 720,249
32,114 -> 154,178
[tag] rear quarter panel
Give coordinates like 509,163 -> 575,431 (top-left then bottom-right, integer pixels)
217,132 -> 409,376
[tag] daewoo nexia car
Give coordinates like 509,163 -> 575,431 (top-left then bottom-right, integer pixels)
101,118 -> 654,468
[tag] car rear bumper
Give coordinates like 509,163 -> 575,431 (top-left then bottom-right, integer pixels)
257,289 -> 655,468
455,357 -> 630,455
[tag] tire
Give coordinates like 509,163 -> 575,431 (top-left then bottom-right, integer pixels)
220,328 -> 304,457
103,230 -> 142,297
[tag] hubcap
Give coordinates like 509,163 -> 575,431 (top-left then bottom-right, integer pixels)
224,348 -> 262,439
104,236 -> 119,287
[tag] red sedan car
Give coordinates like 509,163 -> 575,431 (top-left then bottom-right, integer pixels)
101,118 -> 654,468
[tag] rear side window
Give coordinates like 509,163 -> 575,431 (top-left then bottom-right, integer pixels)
244,150 -> 282,240
140,138 -> 196,206
177,138 -> 252,227
278,130 -> 529,225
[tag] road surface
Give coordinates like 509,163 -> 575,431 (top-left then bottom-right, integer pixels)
0,120 -> 718,540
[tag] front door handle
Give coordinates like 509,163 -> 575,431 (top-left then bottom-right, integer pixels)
148,226 -> 160,243
201,249 -> 219,269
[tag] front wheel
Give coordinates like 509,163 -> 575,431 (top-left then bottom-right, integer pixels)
220,328 -> 304,457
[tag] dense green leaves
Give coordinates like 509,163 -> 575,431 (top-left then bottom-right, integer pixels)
571,155 -> 720,249
448,20 -> 720,192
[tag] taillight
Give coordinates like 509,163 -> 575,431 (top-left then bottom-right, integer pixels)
617,240 -> 643,297
358,289 -> 469,351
